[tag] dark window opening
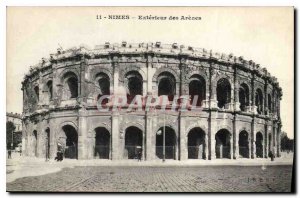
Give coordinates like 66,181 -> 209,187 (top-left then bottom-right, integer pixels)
217,78 -> 231,108
189,76 -> 206,107
239,83 -> 249,111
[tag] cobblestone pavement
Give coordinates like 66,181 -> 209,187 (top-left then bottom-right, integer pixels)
7,165 -> 292,192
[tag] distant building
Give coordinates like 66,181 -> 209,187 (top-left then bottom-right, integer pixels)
6,112 -> 22,149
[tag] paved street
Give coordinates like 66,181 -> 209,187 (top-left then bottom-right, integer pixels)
7,165 -> 292,192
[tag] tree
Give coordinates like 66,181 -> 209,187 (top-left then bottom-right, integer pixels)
281,132 -> 294,152
6,121 -> 16,149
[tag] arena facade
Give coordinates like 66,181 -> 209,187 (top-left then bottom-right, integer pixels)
21,42 -> 282,161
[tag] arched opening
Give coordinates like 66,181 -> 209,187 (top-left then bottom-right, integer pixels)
239,131 -> 249,158
125,71 -> 143,104
33,130 -> 37,157
215,129 -> 231,159
47,81 -> 53,101
256,132 -> 263,158
217,78 -> 231,109
94,127 -> 110,159
187,128 -> 206,159
63,72 -> 78,99
96,73 -> 110,105
158,72 -> 176,101
45,128 -> 50,160
189,75 -> 206,107
268,94 -> 272,114
255,89 -> 264,114
34,86 -> 39,102
62,125 -> 78,159
124,126 -> 143,159
156,126 -> 176,159
239,83 -> 249,111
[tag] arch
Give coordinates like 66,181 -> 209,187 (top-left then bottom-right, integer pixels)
189,74 -> 206,107
46,80 -> 53,101
92,68 -> 112,82
255,88 -> 264,114
125,71 -> 143,103
95,72 -> 110,95
187,127 -> 206,159
256,132 -> 264,158
152,67 -> 179,83
267,94 -> 272,113
34,86 -> 39,102
33,130 -> 38,157
61,124 -> 78,159
217,78 -> 231,109
95,72 -> 110,105
94,127 -> 110,159
157,72 -> 176,101
62,71 -> 79,99
120,66 -> 146,84
239,130 -> 249,158
124,126 -> 143,159
156,126 -> 177,160
239,83 -> 250,111
215,129 -> 231,159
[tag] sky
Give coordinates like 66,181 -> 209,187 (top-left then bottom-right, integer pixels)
6,7 -> 294,138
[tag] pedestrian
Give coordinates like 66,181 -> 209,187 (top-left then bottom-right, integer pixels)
8,150 -> 12,159
269,150 -> 274,161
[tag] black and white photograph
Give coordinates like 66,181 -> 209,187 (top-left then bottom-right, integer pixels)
5,6 -> 294,193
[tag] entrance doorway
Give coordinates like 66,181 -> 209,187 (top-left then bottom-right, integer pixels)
124,126 -> 143,159
156,126 -> 176,160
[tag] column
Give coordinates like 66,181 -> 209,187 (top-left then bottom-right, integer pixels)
146,54 -> 152,95
111,113 -> 120,160
251,74 -> 256,114
233,115 -> 238,159
250,118 -> 255,159
145,112 -> 154,160
78,109 -> 87,159
49,119 -> 56,159
209,112 -> 217,160
273,125 -> 277,156
205,133 -> 208,160
230,133 -> 233,159
264,124 -> 268,158
179,116 -> 187,160
277,124 -> 281,157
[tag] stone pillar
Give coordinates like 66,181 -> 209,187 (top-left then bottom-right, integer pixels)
277,124 -> 281,157
145,112 -> 154,160
250,118 -> 255,159
230,133 -> 233,159
179,116 -> 187,160
205,133 -> 208,160
251,74 -> 256,114
78,109 -> 87,159
209,112 -> 217,160
146,55 -> 153,95
49,119 -> 57,159
273,125 -> 277,156
233,116 -> 238,159
264,124 -> 268,158
111,112 -> 120,160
